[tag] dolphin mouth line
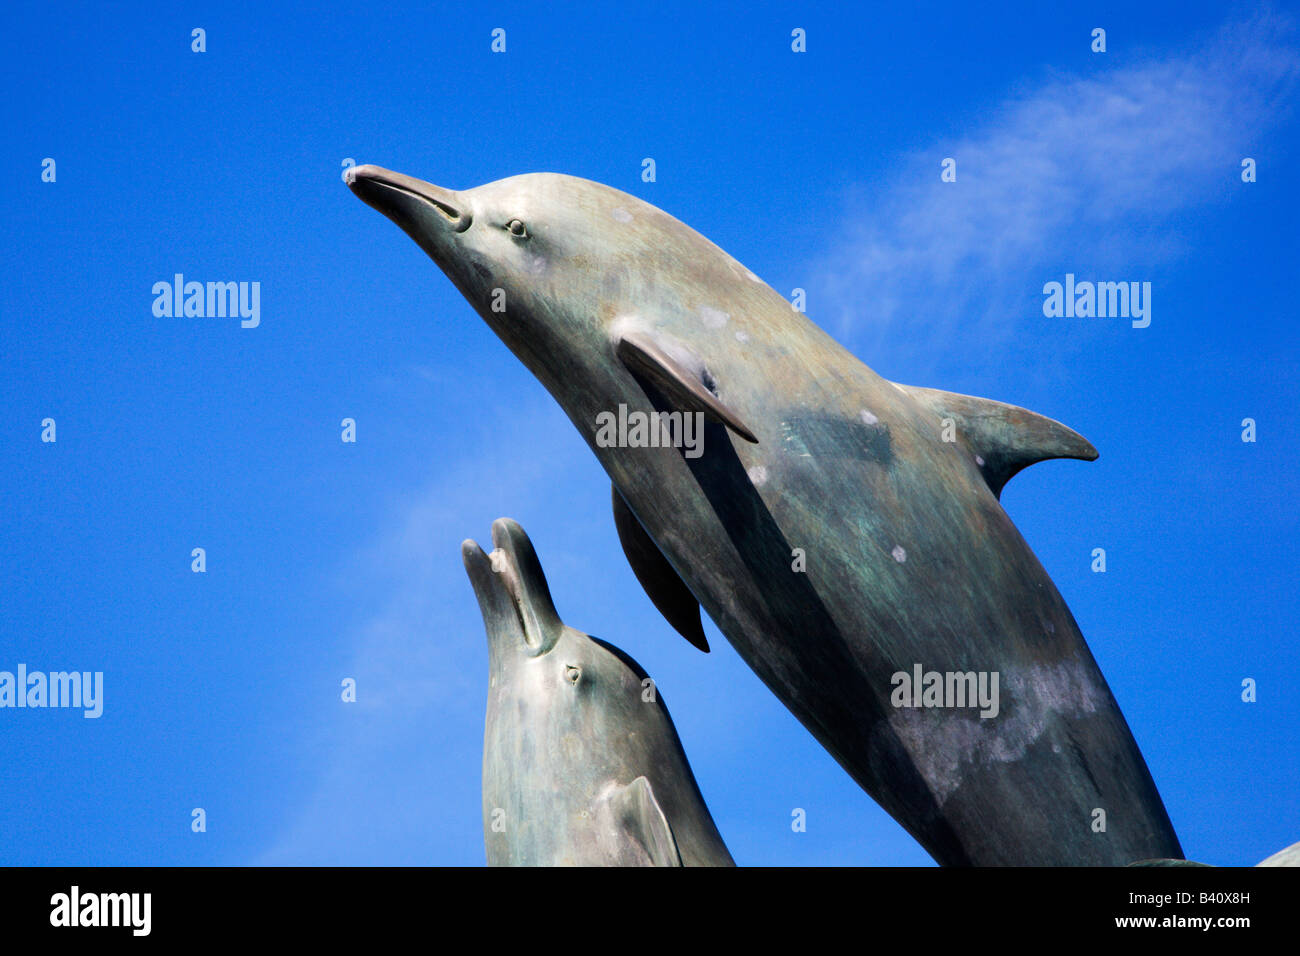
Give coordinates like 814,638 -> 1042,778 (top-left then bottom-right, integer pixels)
381,182 -> 467,228
491,549 -> 540,650
346,165 -> 472,232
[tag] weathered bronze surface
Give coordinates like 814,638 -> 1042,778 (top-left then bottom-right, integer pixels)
1256,840 -> 1300,866
464,518 -> 734,867
351,165 -> 1183,865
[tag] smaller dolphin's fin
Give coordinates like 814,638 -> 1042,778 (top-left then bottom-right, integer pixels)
612,485 -> 709,652
616,332 -> 759,444
612,776 -> 683,867
898,385 -> 1099,499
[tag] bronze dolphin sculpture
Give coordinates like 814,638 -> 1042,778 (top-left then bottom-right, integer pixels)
349,165 -> 1183,866
463,517 -> 734,867
1134,839 -> 1300,867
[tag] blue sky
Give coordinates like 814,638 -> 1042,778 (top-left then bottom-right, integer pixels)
1,1 -> 1296,866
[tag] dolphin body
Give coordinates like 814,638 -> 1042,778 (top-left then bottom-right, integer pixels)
349,165 -> 1183,865
1257,840 -> 1300,867
463,518 -> 734,867
1134,839 -> 1300,867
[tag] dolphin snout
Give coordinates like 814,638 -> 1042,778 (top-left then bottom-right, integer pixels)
461,520 -> 564,656
346,164 -> 472,233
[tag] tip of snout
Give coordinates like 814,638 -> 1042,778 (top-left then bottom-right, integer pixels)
461,538 -> 495,605
344,163 -> 391,191
491,517 -> 526,552
461,537 -> 487,568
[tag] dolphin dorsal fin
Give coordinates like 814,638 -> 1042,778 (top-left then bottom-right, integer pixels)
616,332 -> 758,444
898,384 -> 1099,498
611,776 -> 683,867
612,484 -> 709,652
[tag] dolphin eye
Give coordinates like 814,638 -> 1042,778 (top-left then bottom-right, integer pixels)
564,665 -> 581,685
507,219 -> 528,239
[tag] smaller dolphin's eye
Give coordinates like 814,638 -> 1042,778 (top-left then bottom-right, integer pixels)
507,219 -> 528,238
564,665 -> 581,685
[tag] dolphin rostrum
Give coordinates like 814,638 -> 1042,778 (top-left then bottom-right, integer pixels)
350,164 -> 1183,865
463,517 -> 734,867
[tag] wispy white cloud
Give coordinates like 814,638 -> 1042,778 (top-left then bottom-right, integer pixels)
817,13 -> 1299,372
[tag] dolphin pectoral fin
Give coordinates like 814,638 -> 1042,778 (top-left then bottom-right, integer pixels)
611,776 -> 683,867
898,384 -> 1099,498
616,332 -> 759,443
612,485 -> 709,652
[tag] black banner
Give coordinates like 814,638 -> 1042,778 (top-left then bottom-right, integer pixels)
0,866 -> 1285,942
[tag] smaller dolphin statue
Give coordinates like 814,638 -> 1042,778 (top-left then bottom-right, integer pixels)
462,517 -> 735,867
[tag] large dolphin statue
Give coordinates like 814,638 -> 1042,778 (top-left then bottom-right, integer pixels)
463,517 -> 734,866
349,164 -> 1183,866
